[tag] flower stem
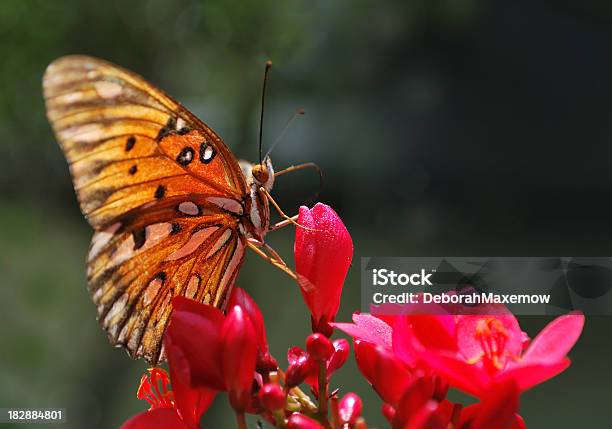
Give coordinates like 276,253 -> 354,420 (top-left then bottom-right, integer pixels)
317,361 -> 329,427
330,394 -> 340,429
236,411 -> 247,429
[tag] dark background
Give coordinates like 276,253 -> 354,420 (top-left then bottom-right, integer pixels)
1,0 -> 611,427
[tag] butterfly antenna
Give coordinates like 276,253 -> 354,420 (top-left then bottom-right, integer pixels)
259,60 -> 272,165
264,108 -> 305,160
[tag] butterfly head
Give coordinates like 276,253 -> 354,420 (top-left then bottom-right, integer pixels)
251,157 -> 275,191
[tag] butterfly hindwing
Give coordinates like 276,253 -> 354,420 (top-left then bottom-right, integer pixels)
87,199 -> 246,364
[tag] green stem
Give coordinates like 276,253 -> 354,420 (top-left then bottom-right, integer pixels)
236,411 -> 247,429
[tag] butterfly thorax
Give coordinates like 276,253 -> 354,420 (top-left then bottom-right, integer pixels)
239,157 -> 275,244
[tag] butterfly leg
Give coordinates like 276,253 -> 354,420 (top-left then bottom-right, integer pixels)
269,215 -> 299,232
247,240 -> 297,281
260,188 -> 317,232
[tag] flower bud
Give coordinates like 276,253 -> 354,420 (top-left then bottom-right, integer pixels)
221,306 -> 257,412
286,346 -> 317,388
285,358 -> 316,388
328,339 -> 350,372
259,383 -> 286,411
295,203 -> 353,332
257,352 -> 279,373
338,392 -> 363,426
306,333 -> 334,361
287,412 -> 324,429
381,403 -> 396,422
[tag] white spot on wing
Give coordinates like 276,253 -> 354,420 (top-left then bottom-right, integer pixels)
104,293 -> 128,327
56,91 -> 84,104
143,277 -> 163,306
141,223 -> 172,251
129,327 -> 142,350
185,275 -> 200,299
109,235 -> 135,266
118,323 -> 130,343
206,197 -> 243,214
206,229 -> 232,258
92,288 -> 104,302
94,81 -> 122,99
203,293 -> 211,304
176,117 -> 186,130
214,242 -> 245,306
203,145 -> 214,161
178,201 -> 199,216
59,123 -> 105,142
89,222 -> 121,261
165,227 -> 218,261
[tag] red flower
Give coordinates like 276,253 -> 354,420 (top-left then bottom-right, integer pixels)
164,289 -> 266,412
458,378 -> 525,429
227,287 -> 278,372
336,308 -> 584,399
294,203 -> 353,336
337,392 -> 363,426
120,368 -> 215,429
352,340 -> 417,407
258,383 -> 286,411
285,337 -> 349,393
334,314 -> 429,407
221,305 -> 258,411
390,377 -> 453,429
392,309 -> 585,397
287,412 -> 324,429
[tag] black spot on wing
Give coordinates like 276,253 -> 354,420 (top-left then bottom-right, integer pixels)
125,136 -> 136,151
154,185 -> 165,199
156,117 -> 176,142
132,228 -> 146,250
176,147 -> 194,166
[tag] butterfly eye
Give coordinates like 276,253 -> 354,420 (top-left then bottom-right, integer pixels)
251,164 -> 269,184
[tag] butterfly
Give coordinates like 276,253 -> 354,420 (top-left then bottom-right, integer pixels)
43,55 -> 307,364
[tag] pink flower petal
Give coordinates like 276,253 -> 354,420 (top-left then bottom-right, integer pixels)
522,313 -> 584,364
502,359 -> 571,392
332,313 -> 393,348
418,353 -> 489,398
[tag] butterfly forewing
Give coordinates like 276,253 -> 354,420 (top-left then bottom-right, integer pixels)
43,56 -> 249,364
43,55 -> 247,227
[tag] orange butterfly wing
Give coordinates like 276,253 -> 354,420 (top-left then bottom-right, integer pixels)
43,55 -> 248,363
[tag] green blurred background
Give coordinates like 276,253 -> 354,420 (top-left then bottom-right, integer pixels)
1,0 -> 612,427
